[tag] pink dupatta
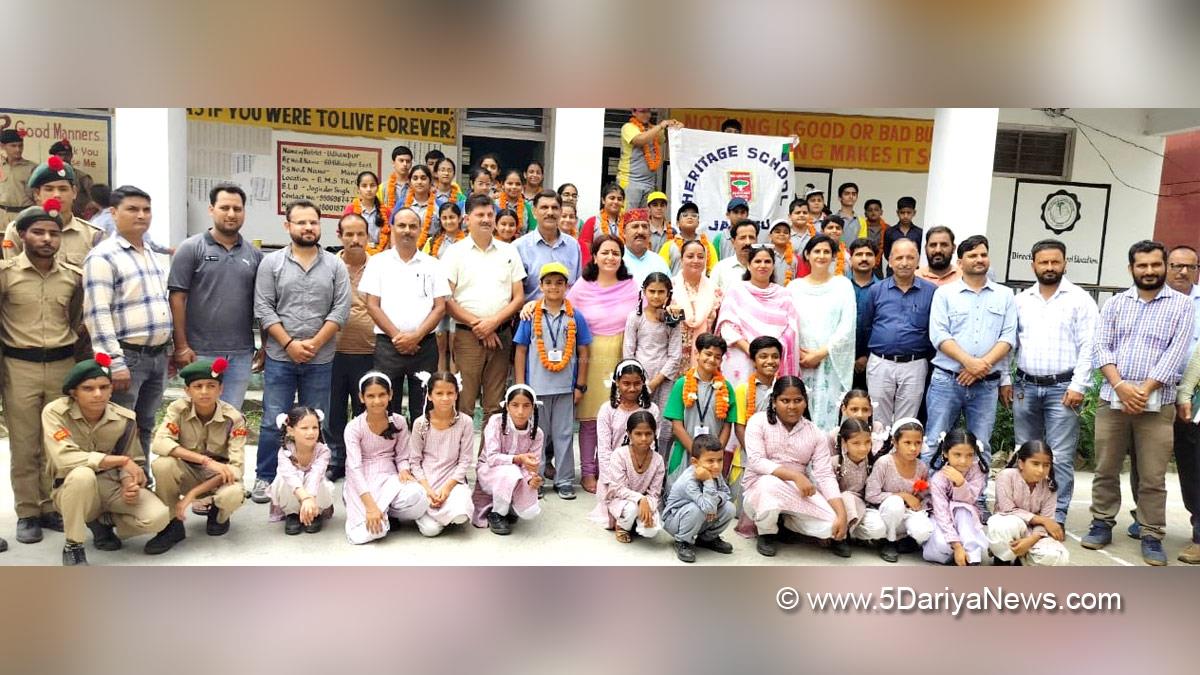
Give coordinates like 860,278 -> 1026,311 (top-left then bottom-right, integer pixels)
714,280 -> 799,377
566,278 -> 640,336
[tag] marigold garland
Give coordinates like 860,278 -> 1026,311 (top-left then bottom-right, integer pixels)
382,171 -> 403,217
533,299 -> 576,372
683,367 -> 729,419
629,116 -> 663,171
673,233 -> 713,273
497,192 -> 527,231
365,224 -> 391,256
428,229 -> 465,258
404,188 -> 437,250
595,211 -> 620,241
438,182 -> 462,204
834,243 -> 847,276
776,242 -> 796,285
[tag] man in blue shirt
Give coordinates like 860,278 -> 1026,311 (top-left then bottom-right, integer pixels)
513,191 -> 581,301
923,235 -> 1017,513
860,238 -> 936,430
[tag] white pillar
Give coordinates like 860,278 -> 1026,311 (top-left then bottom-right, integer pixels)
924,108 -> 999,242
113,108 -> 188,248
549,108 -> 604,220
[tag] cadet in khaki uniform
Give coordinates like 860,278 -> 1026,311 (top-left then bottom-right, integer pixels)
2,155 -> 104,267
0,199 -> 82,545
43,353 -> 170,566
48,140 -> 95,218
0,129 -> 35,216
143,358 -> 247,555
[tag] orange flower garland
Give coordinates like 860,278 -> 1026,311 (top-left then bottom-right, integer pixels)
834,243 -> 847,276
599,212 -> 621,240
683,367 -> 730,419
428,229 -> 465,258
365,223 -> 391,256
745,373 -> 760,417
497,192 -> 527,231
533,299 -> 576,372
382,172 -> 403,216
404,189 -> 437,250
439,182 -> 462,203
629,116 -> 663,171
672,233 -> 714,273
776,242 -> 796,284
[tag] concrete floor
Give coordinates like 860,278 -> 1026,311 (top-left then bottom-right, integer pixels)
0,439 -> 1194,566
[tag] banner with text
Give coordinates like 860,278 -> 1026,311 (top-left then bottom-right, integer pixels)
667,128 -> 795,236
670,108 -> 934,173
189,108 -> 456,143
277,141 -> 380,219
0,109 -> 111,184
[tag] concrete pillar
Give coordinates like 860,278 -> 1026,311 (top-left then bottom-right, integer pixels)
924,108 -> 999,243
549,108 -> 604,220
113,108 -> 188,248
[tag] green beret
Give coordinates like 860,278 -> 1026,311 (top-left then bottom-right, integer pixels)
14,199 -> 64,232
180,357 -> 228,386
28,155 -> 75,190
63,354 -> 113,394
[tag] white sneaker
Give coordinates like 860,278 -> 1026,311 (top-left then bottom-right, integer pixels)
250,479 -> 271,504
415,514 -> 443,538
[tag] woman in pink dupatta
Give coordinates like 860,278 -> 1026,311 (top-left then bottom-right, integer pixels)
567,235 -> 641,493
714,246 -> 798,384
671,238 -> 721,367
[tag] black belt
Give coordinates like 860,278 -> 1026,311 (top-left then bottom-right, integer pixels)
454,322 -> 510,333
935,365 -> 1001,382
1016,369 -> 1073,386
872,352 -> 926,364
2,344 -> 75,363
119,340 -> 170,355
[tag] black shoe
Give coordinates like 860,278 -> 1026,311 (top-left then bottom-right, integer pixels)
144,519 -> 186,555
16,517 -> 42,544
39,512 -> 64,532
325,465 -> 345,482
487,511 -> 512,535
0,536 -> 6,553
756,533 -> 778,557
303,515 -> 324,534
896,536 -> 920,554
206,506 -> 230,536
505,511 -> 519,524
537,484 -> 546,499
62,541 -> 88,566
388,516 -> 403,531
556,485 -> 576,500
832,538 -> 852,558
675,540 -> 697,563
880,541 -> 899,563
696,536 -> 734,554
992,556 -> 1012,566
87,520 -> 122,551
285,514 -> 302,535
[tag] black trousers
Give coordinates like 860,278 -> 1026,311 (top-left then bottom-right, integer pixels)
326,352 -> 375,468
373,333 -> 438,425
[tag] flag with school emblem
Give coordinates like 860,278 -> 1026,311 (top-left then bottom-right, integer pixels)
668,128 -> 796,237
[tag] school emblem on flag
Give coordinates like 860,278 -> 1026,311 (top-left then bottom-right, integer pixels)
727,170 -> 753,201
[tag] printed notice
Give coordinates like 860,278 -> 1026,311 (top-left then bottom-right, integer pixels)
276,141 -> 380,218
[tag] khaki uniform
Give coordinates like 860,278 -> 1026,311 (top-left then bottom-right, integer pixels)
150,399 -> 247,523
2,215 -> 103,268
0,254 -> 83,518
0,158 -> 35,212
72,167 -> 95,219
42,397 -> 169,544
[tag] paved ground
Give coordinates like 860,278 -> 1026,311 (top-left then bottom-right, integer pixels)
0,438 -> 1194,566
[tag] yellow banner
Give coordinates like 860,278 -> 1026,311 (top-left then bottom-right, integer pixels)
0,109 -> 111,184
669,108 -> 933,173
187,108 -> 456,143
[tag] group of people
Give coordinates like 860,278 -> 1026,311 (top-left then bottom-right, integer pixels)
1,123 -> 1198,567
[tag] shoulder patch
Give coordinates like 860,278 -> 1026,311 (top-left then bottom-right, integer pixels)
2,240 -> 13,249
53,428 -> 71,441
165,422 -> 180,436
231,427 -> 248,438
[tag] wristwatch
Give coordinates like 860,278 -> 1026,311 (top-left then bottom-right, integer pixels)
574,384 -> 588,393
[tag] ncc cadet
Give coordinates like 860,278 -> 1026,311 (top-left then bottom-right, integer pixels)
0,199 -> 83,546
43,353 -> 170,565
48,140 -> 95,218
143,358 -> 247,555
3,154 -> 104,267
0,129 -> 35,216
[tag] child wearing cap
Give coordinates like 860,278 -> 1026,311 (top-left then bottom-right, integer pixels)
42,353 -> 170,565
513,262 -> 593,499
645,191 -> 675,254
143,358 -> 248,555
658,201 -> 717,276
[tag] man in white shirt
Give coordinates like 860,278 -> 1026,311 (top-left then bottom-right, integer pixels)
360,207 -> 449,422
999,239 -> 1098,525
713,221 -> 760,292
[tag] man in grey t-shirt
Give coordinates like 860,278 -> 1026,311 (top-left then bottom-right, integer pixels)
169,182 -> 263,408
249,199 -> 350,502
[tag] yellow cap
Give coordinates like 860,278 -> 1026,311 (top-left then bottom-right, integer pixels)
646,191 -> 668,205
539,262 -> 570,280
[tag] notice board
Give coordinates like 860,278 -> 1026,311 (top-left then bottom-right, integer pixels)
276,141 -> 380,218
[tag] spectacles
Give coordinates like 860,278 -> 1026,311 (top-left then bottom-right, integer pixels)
1169,264 -> 1199,272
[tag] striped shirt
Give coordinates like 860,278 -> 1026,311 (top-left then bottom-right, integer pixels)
83,234 -> 172,370
1094,285 -> 1195,404
1004,277 -> 1099,393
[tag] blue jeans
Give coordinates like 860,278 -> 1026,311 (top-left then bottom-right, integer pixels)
110,349 -> 167,482
1012,379 -> 1080,524
255,357 -> 333,483
922,368 -> 999,509
196,349 -> 255,410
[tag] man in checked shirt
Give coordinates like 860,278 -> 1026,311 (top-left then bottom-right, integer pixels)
1000,239 -> 1099,526
1083,240 -> 1195,565
82,185 -> 173,484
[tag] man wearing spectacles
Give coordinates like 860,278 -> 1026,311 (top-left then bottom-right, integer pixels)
1164,245 -> 1200,564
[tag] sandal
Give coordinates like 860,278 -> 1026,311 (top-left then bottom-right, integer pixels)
614,528 -> 632,544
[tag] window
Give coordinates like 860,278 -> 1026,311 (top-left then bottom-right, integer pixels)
993,126 -> 1073,179
464,108 -> 545,132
